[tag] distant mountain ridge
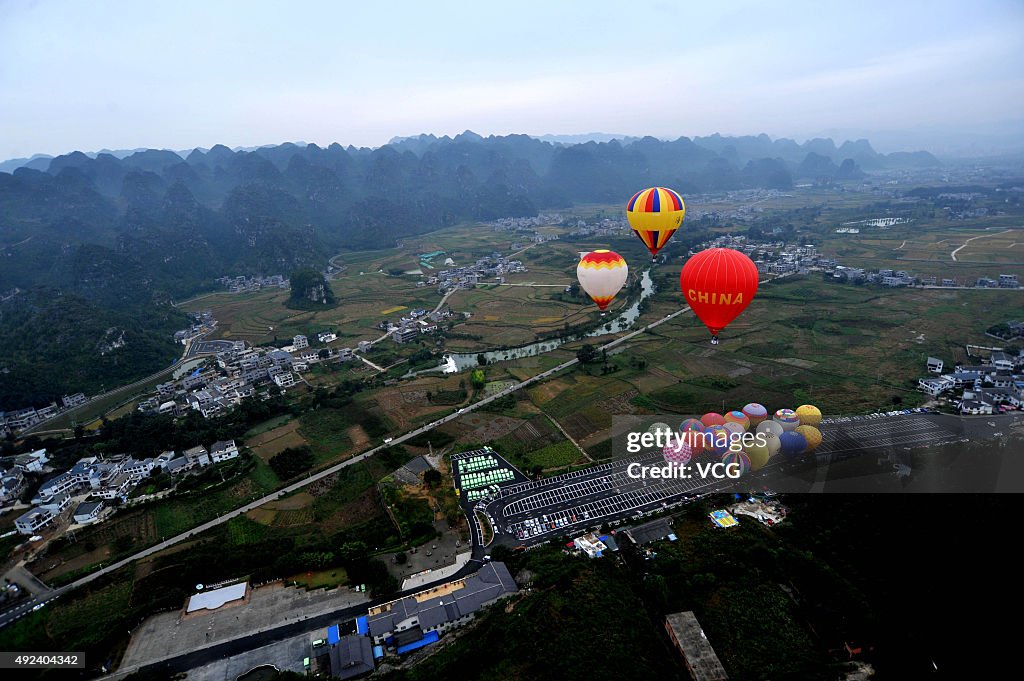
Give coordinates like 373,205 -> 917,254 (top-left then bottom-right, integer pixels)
4,132 -> 940,175
0,131 -> 937,406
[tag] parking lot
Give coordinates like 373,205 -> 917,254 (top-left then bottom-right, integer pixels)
457,412 -> 1009,547
488,451 -> 721,544
819,413 -> 963,454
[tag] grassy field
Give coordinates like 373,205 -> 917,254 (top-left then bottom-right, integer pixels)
246,419 -> 308,461
288,567 -> 350,590
520,441 -> 584,470
186,218 -> 652,352
297,408 -> 357,464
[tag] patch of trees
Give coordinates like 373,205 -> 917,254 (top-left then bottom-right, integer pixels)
268,446 -> 314,480
288,268 -> 336,308
92,395 -> 290,455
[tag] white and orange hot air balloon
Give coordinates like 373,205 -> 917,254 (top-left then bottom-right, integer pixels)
577,249 -> 628,313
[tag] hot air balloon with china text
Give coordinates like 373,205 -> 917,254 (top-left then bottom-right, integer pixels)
626,187 -> 686,262
577,250 -> 628,315
680,248 -> 758,345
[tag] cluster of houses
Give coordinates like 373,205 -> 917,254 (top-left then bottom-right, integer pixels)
705,235 -> 830,275
215,274 -> 289,293
173,310 -> 215,345
381,308 -> 448,344
832,267 -> 918,287
487,214 -> 562,232
7,441 -> 240,536
706,235 -> 1020,290
917,351 -> 1024,415
686,188 -> 789,222
566,216 -> 628,239
427,253 -> 528,294
138,335 -> 353,418
976,275 -> 1019,289
0,392 -> 88,438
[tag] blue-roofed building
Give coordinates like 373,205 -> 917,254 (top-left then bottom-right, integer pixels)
355,615 -> 368,635
366,562 -> 517,646
327,624 -> 341,645
396,630 -> 439,654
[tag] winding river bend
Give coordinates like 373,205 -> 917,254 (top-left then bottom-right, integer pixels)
434,269 -> 656,374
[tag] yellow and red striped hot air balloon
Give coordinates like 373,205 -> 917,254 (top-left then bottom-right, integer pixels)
577,250 -> 628,312
626,186 -> 686,261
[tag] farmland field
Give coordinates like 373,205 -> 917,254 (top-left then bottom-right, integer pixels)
246,419 -> 308,461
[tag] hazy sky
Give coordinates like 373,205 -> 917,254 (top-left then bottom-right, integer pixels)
2,0 -> 1022,159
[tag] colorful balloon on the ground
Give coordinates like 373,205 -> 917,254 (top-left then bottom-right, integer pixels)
701,412 -> 726,428
779,431 -> 807,458
756,420 -> 784,438
663,440 -> 692,466
742,403 -> 767,427
647,422 -> 671,437
705,425 -> 731,455
723,421 -> 745,438
796,404 -> 822,426
721,451 -> 751,476
679,248 -> 759,344
774,409 -> 801,431
763,432 -> 782,457
746,442 -> 770,470
679,418 -> 704,433
626,187 -> 685,260
724,410 -> 750,431
680,429 -> 706,455
795,425 -> 822,452
577,250 -> 628,311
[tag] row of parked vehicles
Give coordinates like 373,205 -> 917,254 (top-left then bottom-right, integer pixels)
823,408 -> 935,425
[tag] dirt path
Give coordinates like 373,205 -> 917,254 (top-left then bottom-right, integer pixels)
951,229 -> 1015,261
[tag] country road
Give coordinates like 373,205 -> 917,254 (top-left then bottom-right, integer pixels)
20,331 -> 217,436
950,228 -> 1016,261
2,301 -> 698,628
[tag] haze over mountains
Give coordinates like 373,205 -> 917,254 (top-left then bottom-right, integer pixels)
0,131 -> 938,408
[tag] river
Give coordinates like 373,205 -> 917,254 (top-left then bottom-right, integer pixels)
433,269 -> 656,374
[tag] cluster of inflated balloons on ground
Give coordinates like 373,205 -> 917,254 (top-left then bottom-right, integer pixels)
661,403 -> 823,475
576,186 -> 759,344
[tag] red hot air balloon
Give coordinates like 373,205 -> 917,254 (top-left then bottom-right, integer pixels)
680,248 -> 758,345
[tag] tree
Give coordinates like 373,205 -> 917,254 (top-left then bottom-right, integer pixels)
289,268 -> 336,306
476,353 -> 488,366
424,469 -> 442,487
269,446 -> 314,480
395,551 -> 407,565
470,369 -> 486,389
576,344 -> 599,364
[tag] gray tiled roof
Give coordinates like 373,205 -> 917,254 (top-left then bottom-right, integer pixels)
366,562 -> 517,638
329,634 -> 374,680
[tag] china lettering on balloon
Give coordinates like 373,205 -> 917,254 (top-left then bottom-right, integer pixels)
679,247 -> 759,344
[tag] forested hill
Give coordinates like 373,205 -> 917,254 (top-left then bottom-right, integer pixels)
0,132 -> 939,298
0,132 -> 937,409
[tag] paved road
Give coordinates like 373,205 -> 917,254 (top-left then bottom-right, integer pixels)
20,327 -> 224,436
4,300 -> 697,629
